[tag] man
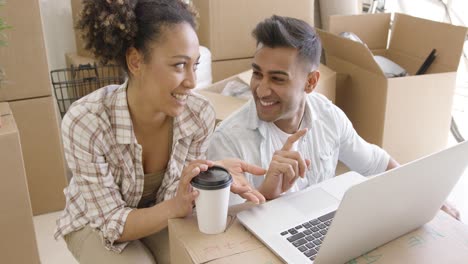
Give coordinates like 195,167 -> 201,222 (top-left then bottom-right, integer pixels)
206,15 -> 459,219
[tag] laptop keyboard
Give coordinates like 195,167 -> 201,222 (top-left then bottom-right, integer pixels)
280,211 -> 336,262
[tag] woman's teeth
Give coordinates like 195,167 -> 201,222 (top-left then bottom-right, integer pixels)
172,93 -> 188,100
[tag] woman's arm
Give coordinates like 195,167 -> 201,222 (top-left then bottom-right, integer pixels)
117,160 -> 211,242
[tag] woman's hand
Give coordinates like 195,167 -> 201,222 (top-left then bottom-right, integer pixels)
173,160 -> 214,218
215,158 -> 267,204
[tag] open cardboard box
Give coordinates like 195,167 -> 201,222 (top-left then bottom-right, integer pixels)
196,64 -> 336,124
318,13 -> 467,164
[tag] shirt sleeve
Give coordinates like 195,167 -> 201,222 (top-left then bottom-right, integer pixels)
187,102 -> 216,161
334,106 -> 390,176
206,129 -> 241,161
62,110 -> 133,252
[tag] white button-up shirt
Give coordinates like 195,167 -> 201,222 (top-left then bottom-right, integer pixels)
207,92 -> 389,204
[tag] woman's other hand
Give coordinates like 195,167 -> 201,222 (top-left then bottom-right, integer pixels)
215,158 -> 267,204
173,160 -> 214,218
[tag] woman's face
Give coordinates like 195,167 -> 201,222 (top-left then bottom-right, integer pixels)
136,22 -> 200,117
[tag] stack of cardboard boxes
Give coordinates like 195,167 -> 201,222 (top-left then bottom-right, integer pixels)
0,0 -> 69,262
0,0 -> 68,215
0,104 -> 40,263
192,0 -> 316,82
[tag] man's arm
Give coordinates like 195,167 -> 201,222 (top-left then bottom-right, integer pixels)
386,158 -> 399,171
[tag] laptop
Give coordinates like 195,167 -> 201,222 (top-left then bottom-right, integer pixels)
237,140 -> 468,263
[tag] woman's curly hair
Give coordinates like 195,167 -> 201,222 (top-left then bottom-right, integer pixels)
77,0 -> 197,74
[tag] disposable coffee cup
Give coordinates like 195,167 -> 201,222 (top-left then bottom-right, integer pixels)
191,165 -> 233,234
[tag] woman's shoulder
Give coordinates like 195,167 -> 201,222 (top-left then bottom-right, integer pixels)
63,84 -> 124,129
186,92 -> 215,117
67,84 -> 122,117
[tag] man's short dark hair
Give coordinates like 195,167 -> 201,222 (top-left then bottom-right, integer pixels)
252,15 -> 321,70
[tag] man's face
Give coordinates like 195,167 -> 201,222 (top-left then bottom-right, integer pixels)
250,45 -> 312,132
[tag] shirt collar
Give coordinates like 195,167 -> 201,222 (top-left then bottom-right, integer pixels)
245,94 -> 318,136
114,82 -> 199,144
114,81 -> 134,144
173,95 -> 200,140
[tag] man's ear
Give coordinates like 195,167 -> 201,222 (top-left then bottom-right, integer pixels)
126,47 -> 143,77
305,70 -> 320,94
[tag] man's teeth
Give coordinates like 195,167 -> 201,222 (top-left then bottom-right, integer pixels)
172,93 -> 188,100
260,100 -> 275,106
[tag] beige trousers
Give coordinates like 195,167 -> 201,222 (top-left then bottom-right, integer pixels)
64,226 -> 170,264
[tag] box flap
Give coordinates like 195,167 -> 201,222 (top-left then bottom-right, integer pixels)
390,13 -> 468,71
318,29 -> 385,76
329,13 -> 391,50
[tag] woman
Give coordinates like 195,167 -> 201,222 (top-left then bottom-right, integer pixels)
54,1 -> 264,263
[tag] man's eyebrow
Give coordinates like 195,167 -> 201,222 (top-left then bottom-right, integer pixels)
252,63 -> 261,70
252,63 -> 289,76
268,70 -> 289,77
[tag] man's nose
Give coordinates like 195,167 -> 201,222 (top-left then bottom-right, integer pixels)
255,78 -> 271,98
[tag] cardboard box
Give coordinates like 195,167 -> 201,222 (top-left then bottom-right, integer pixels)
62,53 -> 124,100
169,203 -> 468,264
318,13 -> 467,164
169,203 -> 282,263
0,103 -> 40,263
197,64 -> 336,123
9,96 -> 68,215
212,58 -> 252,83
0,0 -> 52,101
65,52 -> 98,68
193,0 -> 315,61
70,0 -> 94,57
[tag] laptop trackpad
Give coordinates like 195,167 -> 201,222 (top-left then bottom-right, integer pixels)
282,188 -> 339,217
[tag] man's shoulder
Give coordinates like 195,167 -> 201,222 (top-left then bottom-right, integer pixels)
308,92 -> 335,109
307,92 -> 342,118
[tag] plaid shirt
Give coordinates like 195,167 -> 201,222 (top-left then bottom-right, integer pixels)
54,82 -> 215,252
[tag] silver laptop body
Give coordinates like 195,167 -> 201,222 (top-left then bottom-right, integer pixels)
237,141 -> 468,263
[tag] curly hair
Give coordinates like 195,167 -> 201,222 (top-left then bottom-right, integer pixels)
77,0 -> 198,74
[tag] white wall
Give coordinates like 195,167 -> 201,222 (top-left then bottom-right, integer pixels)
39,0 -> 76,71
